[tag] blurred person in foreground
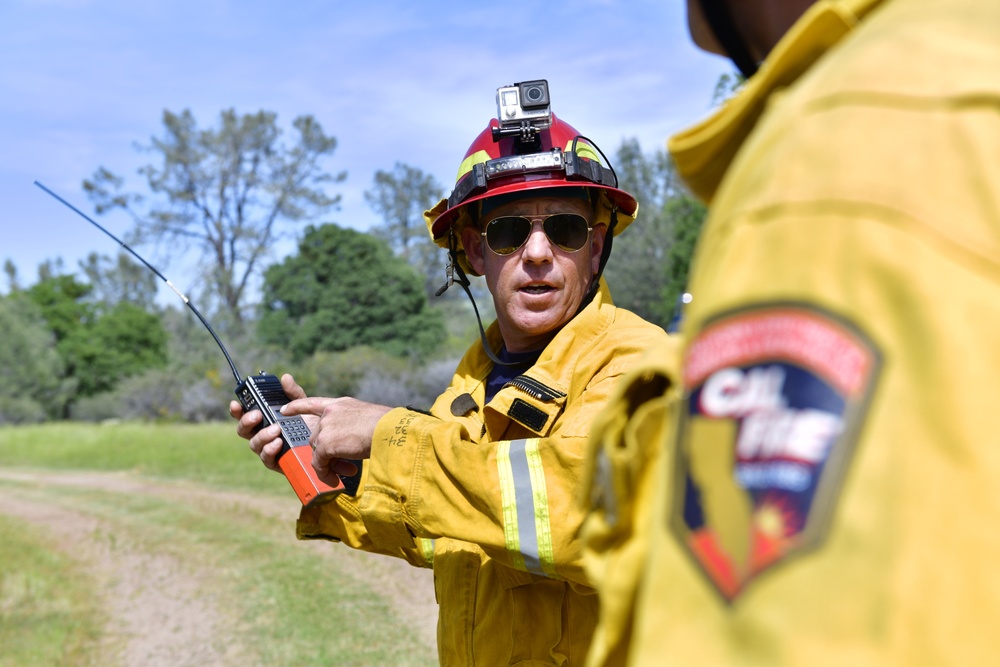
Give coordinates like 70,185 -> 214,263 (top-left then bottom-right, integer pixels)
581,1 -> 1000,665
233,80 -> 669,666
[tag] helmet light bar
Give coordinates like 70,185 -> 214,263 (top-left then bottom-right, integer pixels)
447,146 -> 617,209
485,151 -> 564,178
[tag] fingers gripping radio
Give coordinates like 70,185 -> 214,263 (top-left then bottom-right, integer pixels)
237,372 -> 349,506
35,181 -> 357,508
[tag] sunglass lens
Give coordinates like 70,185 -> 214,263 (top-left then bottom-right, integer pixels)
485,216 -> 531,255
543,214 -> 590,251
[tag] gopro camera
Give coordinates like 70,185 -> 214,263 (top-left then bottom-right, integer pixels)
495,80 -> 552,141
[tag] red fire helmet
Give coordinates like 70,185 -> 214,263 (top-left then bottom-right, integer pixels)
426,113 -> 638,244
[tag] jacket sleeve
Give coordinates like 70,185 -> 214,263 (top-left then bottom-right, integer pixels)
295,466 -> 434,570
360,409 -> 587,584
578,339 -> 680,667
358,359 -> 653,589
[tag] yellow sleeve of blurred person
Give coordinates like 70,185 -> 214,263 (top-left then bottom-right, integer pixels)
579,336 -> 681,667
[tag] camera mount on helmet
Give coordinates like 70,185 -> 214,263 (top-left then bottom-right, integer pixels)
491,79 -> 553,150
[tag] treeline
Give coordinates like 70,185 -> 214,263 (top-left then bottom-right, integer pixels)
0,107 -> 708,425
0,233 -> 464,425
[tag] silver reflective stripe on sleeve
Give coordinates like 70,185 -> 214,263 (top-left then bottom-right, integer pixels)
497,438 -> 556,577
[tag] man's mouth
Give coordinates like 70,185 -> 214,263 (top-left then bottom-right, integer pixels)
521,284 -> 555,294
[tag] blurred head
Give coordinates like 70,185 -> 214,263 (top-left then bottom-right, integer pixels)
686,0 -> 727,55
686,0 -> 818,76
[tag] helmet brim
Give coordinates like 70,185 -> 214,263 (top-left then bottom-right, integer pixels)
430,179 -> 638,241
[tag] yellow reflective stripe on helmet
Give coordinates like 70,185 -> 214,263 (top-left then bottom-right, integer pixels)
564,140 -> 602,165
417,537 -> 435,566
456,149 -> 492,182
459,144 -> 601,184
497,438 -> 557,577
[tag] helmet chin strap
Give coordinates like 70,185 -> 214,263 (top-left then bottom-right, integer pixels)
575,207 -> 617,316
699,0 -> 759,79
436,228 -> 522,367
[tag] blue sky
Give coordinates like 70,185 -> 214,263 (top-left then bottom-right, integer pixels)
0,0 -> 731,295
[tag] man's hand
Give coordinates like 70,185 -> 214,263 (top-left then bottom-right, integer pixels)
228,373 -> 308,472
281,397 -> 392,487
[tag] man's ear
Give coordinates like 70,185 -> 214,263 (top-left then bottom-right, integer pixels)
590,223 -> 608,276
461,224 -> 486,275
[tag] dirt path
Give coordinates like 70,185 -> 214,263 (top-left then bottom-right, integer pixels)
0,469 -> 438,667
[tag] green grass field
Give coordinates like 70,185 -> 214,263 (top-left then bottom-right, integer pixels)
0,421 -> 287,492
0,422 -> 437,667
0,513 -> 104,667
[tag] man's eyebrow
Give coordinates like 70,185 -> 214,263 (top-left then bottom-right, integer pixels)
493,200 -> 590,217
538,203 -> 588,214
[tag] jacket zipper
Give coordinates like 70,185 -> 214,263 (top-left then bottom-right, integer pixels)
503,375 -> 566,402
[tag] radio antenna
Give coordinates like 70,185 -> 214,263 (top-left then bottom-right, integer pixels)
33,181 -> 243,383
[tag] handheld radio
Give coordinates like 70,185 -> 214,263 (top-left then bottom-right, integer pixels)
34,181 -> 350,507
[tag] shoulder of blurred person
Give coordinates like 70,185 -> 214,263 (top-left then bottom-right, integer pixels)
587,0 -> 1000,665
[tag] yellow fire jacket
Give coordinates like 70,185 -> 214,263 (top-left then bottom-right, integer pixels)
298,282 -> 668,666
582,0 -> 1000,665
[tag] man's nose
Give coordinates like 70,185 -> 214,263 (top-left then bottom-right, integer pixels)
521,221 -> 554,262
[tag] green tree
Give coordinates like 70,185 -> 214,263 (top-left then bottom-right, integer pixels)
3,259 -> 18,293
23,272 -> 93,346
364,162 -> 446,299
0,296 -> 69,423
712,71 -> 746,105
21,270 -> 168,413
78,252 -> 159,307
602,138 -> 708,329
662,194 -> 708,318
603,138 -> 677,327
63,302 -> 168,396
258,224 -> 446,361
656,71 -> 740,327
83,108 -> 346,322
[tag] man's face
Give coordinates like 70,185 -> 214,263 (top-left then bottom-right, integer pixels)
462,194 -> 607,353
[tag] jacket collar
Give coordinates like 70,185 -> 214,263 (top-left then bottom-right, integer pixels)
669,0 -> 885,203
518,278 -> 615,395
466,278 -> 615,384
462,280 -> 616,435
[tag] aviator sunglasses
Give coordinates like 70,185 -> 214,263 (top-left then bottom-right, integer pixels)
482,213 -> 593,255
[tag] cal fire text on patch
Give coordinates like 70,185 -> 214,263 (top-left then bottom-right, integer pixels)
669,304 -> 881,602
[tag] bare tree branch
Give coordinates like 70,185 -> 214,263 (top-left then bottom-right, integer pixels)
83,108 -> 346,322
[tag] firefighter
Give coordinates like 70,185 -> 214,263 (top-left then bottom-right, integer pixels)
582,0 -> 1000,665
233,81 -> 669,666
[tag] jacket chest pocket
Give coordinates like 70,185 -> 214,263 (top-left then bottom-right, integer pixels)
488,375 -> 568,438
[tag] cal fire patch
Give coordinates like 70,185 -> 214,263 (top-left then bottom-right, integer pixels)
670,304 -> 880,603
